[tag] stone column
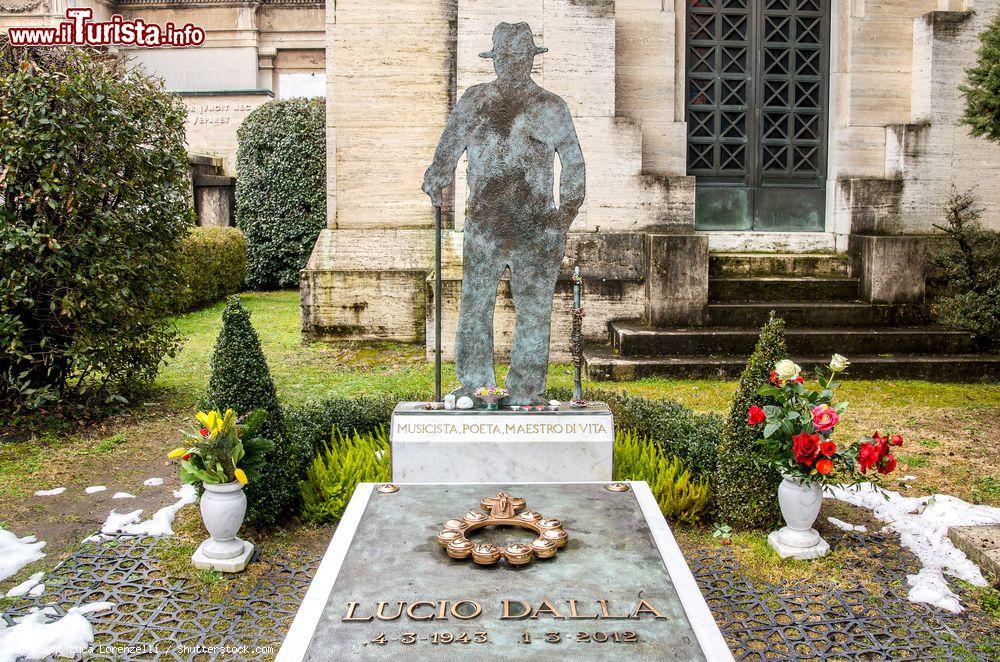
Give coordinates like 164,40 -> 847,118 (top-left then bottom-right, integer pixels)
645,233 -> 709,326
850,235 -> 927,304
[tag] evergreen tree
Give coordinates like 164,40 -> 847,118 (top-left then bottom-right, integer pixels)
207,296 -> 303,526
962,14 -> 1000,143
712,314 -> 788,529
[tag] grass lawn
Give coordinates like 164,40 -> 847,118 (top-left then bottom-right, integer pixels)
2,290 -> 999,592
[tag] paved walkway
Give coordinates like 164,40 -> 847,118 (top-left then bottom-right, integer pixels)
2,527 -> 996,660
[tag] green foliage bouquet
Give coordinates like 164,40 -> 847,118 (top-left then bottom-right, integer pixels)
169,409 -> 273,486
749,355 -> 902,485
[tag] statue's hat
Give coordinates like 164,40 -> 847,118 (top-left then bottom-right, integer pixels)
479,22 -> 548,58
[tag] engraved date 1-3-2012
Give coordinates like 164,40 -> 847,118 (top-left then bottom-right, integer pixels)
368,631 -> 640,646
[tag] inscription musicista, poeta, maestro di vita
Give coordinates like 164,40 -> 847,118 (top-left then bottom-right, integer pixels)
342,598 -> 669,622
393,421 -> 610,435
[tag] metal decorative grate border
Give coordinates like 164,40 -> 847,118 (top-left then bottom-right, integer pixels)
2,529 -> 996,660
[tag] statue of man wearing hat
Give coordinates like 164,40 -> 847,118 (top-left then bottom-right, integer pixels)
422,22 -> 586,406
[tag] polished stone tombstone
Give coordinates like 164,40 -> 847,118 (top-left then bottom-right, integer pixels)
276,483 -> 733,661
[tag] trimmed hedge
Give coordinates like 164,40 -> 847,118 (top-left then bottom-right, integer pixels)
288,389 -> 720,479
547,387 -> 721,478
206,297 -> 311,526
712,315 -> 788,529
235,98 -> 326,290
173,227 -> 246,313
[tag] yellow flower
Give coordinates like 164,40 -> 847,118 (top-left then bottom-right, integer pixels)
167,447 -> 187,459
234,468 -> 248,485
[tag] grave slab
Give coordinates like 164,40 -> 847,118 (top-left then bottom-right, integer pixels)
390,402 -> 614,482
277,482 -> 732,661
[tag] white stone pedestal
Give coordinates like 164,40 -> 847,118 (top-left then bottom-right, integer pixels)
767,528 -> 830,560
192,538 -> 255,573
390,402 -> 614,483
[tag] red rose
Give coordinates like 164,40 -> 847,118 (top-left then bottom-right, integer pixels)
858,442 -> 879,473
792,432 -> 821,466
889,434 -> 903,447
815,458 -> 833,475
182,453 -> 191,461
878,453 -> 897,475
199,427 -> 210,437
820,440 -> 837,457
812,404 -> 840,433
794,376 -> 804,383
747,405 -> 766,426
769,369 -> 779,385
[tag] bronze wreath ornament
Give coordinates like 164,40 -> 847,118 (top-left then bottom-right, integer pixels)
435,492 -> 568,566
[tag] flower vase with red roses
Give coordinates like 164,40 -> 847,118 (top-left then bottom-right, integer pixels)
747,354 -> 903,559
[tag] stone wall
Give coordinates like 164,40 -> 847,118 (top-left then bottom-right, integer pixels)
830,0 -> 1000,239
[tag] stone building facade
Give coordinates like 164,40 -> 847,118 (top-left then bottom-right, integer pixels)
3,0 -> 999,372
0,0 -> 325,174
301,0 -> 1000,365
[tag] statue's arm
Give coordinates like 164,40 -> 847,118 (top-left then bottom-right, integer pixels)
555,101 -> 586,227
423,88 -> 475,206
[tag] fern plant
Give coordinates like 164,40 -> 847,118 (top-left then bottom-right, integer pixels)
299,428 -> 391,524
613,429 -> 710,525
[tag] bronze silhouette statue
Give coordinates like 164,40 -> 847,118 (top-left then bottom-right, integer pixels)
423,22 -> 586,406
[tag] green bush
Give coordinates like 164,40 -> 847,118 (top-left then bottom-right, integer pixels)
547,387 -> 721,477
930,189 -> 1000,348
712,315 -> 788,529
962,13 -> 1000,144
288,393 -> 423,454
0,41 -> 193,416
300,429 -> 391,524
613,430 -> 710,525
206,296 -> 310,526
236,98 -> 326,290
173,227 -> 247,313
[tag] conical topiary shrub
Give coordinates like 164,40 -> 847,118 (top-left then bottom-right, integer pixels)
206,296 -> 304,526
712,314 -> 789,529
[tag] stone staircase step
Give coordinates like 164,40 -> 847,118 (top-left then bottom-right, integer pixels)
610,322 -> 976,357
584,348 -> 1000,382
710,252 -> 850,278
709,276 -> 859,302
707,302 -> 928,328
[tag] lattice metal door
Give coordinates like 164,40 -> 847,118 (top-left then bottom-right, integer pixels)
686,0 -> 829,231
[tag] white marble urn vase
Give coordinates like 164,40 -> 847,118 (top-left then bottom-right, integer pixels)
767,474 -> 830,560
192,481 -> 255,572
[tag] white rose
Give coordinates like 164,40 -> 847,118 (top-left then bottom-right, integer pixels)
829,353 -> 850,372
774,359 -> 801,381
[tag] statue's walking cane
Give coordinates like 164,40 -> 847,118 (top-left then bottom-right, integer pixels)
434,205 -> 443,402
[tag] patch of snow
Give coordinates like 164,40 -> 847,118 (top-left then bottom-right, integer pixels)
827,516 -> 867,533
0,603 -> 114,662
74,601 -> 115,615
33,488 -> 66,497
89,484 -> 198,541
900,475 -> 917,482
27,583 -> 44,597
827,483 -> 1000,613
4,572 -> 44,598
84,486 -> 106,494
143,477 -> 164,487
112,492 -> 135,500
0,530 -> 46,582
